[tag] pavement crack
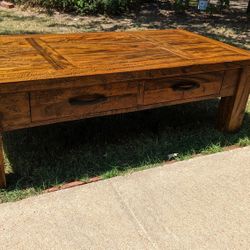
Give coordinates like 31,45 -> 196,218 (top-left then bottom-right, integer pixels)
110,182 -> 160,250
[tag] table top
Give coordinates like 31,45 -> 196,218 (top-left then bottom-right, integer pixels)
0,29 -> 250,85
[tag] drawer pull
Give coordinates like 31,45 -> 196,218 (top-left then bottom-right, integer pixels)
172,81 -> 200,91
69,94 -> 108,106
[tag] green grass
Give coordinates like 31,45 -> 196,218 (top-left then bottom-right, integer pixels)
0,4 -> 249,203
1,100 -> 249,203
11,0 -> 145,15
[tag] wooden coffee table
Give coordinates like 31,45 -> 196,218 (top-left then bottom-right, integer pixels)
0,29 -> 250,187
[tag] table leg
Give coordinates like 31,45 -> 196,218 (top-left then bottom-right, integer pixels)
0,134 -> 6,188
217,67 -> 250,132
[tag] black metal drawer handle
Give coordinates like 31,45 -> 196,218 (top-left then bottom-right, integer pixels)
172,81 -> 200,91
69,94 -> 108,106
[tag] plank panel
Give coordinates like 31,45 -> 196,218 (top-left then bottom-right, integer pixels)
0,92 -> 31,130
31,82 -> 138,122
220,69 -> 240,97
26,38 -> 75,70
144,71 -> 224,105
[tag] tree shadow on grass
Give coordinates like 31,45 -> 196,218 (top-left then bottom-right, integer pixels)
0,2 -> 248,48
3,99 -> 250,192
124,1 -> 249,48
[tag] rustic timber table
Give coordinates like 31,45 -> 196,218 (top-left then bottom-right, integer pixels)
0,29 -> 250,187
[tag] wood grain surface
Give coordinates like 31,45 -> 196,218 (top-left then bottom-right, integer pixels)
217,67 -> 250,132
0,29 -> 250,92
0,92 -> 30,131
31,81 -> 138,122
143,71 -> 224,105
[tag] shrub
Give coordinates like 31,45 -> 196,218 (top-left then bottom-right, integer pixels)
11,0 -> 147,14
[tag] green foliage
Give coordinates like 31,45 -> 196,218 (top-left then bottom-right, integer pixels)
174,0 -> 190,13
218,0 -> 230,8
11,0 -> 146,14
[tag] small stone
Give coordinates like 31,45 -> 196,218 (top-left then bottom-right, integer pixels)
100,24 -> 118,31
167,153 -> 178,161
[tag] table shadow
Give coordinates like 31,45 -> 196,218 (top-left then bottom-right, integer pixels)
3,99 -> 250,191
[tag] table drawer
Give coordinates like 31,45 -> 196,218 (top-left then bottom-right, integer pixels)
0,93 -> 31,131
30,82 -> 138,122
143,71 -> 224,105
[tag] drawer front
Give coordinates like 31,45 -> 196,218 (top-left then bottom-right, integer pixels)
0,93 -> 31,131
31,82 -> 138,122
143,72 -> 224,106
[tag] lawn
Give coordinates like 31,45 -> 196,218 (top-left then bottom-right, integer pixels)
0,1 -> 249,203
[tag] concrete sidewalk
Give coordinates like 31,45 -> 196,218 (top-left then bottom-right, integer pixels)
0,147 -> 250,250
